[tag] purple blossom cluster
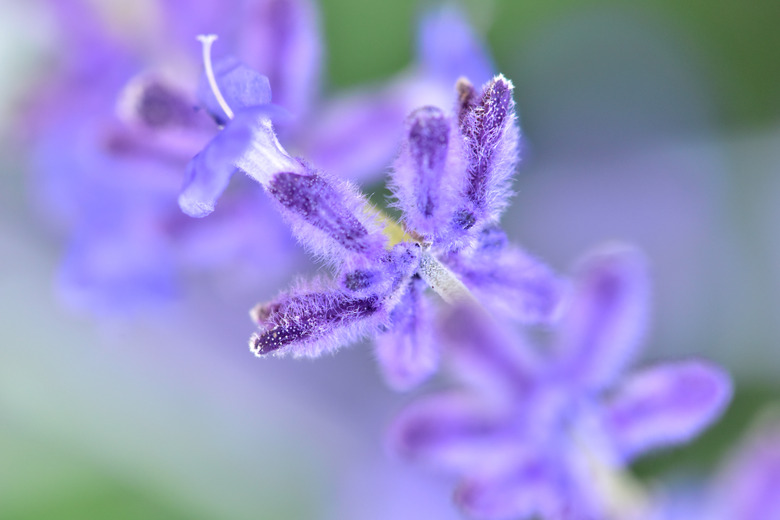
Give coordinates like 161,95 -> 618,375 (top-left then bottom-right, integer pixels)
24,1 -> 749,519
26,0 -> 490,314
390,246 -> 731,519
183,62 -> 563,389
178,18 -> 734,518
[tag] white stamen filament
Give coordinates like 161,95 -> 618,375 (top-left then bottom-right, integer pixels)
197,34 -> 234,121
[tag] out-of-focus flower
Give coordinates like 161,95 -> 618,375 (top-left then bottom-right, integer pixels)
181,65 -> 563,390
24,0 -> 491,315
648,413 -> 780,520
389,245 -> 732,519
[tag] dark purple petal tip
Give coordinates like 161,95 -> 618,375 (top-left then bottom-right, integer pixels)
391,105 -> 462,238
268,171 -> 372,253
250,289 -> 382,357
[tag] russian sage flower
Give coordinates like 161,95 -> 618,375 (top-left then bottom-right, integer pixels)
182,47 -> 563,389
25,0 -> 488,314
389,245 -> 733,519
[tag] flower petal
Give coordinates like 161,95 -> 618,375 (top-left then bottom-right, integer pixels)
58,220 -> 177,315
302,89 -> 408,182
389,392 -> 511,472
440,303 -> 538,404
178,105 -> 296,217
555,244 -> 650,392
197,56 -> 272,125
390,106 -> 467,240
445,226 -> 565,323
249,278 -> 388,358
375,277 -> 438,391
602,360 -> 732,463
454,452 -> 577,520
178,112 -> 257,217
445,75 -> 520,247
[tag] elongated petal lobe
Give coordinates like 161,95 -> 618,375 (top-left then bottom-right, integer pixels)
250,281 -> 385,358
389,393 -> 510,471
446,226 -> 564,323
448,75 -> 520,244
375,278 -> 438,391
602,360 -> 732,462
266,169 -> 387,262
441,304 -> 538,404
556,244 -> 650,392
391,106 -> 466,239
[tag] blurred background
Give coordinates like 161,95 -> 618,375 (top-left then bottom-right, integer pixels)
1,0 -> 779,518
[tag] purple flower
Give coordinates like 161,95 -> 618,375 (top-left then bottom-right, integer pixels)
389,245 -> 733,519
25,0 -> 490,315
183,56 -> 563,389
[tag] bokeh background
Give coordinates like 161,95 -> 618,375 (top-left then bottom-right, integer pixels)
1,0 -> 779,518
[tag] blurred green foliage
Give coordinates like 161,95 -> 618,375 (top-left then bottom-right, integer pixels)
321,0 -> 780,129
0,424 -> 202,520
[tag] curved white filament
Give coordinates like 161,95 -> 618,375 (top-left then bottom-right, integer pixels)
196,34 -> 234,121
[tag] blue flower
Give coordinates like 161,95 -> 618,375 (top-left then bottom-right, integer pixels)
389,245 -> 733,519
25,0 -> 490,314
183,63 -> 563,389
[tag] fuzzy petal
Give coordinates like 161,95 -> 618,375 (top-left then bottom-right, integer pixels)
390,106 -> 466,239
555,244 -> 650,392
602,360 -> 732,463
375,277 -> 438,391
265,167 -> 388,264
446,75 -> 520,246
249,279 -> 387,358
446,226 -> 564,323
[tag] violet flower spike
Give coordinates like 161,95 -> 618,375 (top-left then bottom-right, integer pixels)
28,0 -> 495,315
390,245 -> 733,519
182,48 -> 564,390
